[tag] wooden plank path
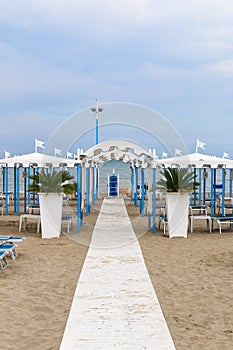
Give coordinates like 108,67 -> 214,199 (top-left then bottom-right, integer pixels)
60,198 -> 176,349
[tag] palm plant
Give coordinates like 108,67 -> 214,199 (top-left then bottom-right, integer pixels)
28,169 -> 76,195
156,167 -> 199,193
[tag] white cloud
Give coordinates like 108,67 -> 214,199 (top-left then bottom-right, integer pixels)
206,59 -> 233,75
1,0 -> 233,32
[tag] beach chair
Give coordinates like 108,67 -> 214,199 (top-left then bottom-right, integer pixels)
61,215 -> 75,233
19,214 -> 41,233
211,216 -> 233,234
189,205 -> 212,233
0,235 -> 25,243
27,204 -> 40,214
217,196 -> 233,215
0,251 -> 9,270
0,243 -> 17,260
0,203 -> 5,215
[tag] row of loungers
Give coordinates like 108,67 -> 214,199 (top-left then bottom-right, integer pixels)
0,236 -> 25,270
158,205 -> 233,235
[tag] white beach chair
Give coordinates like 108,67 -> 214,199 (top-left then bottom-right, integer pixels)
189,205 -> 212,233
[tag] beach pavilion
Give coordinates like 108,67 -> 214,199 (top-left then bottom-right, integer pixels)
74,140 -> 158,232
1,145 -> 233,235
0,152 -> 75,215
157,152 -> 233,217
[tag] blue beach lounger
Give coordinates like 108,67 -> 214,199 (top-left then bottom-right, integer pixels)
0,236 -> 25,243
0,251 -> 9,270
0,243 -> 17,260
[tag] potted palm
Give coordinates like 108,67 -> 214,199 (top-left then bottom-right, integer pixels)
157,167 -> 199,238
29,169 -> 76,239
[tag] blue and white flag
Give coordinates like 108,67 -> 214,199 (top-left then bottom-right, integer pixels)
196,139 -> 206,153
54,148 -> 62,157
66,151 -> 73,159
4,151 -> 12,159
222,152 -> 229,159
175,148 -> 182,156
35,138 -> 45,152
162,152 -> 168,158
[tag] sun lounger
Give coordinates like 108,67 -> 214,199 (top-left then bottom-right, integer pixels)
211,216 -> 233,234
0,235 -> 25,243
0,251 -> 9,270
0,243 -> 17,260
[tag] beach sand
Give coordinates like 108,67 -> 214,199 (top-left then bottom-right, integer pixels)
1,198 -> 233,349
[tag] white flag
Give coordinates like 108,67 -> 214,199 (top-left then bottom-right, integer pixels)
175,148 -> 182,156
196,139 -> 206,152
67,151 -> 73,159
4,151 -> 11,159
35,138 -> 45,152
162,152 -> 168,158
54,148 -> 62,156
223,152 -> 229,159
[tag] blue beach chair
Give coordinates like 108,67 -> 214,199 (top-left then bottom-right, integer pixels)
211,216 -> 233,234
0,251 -> 9,270
0,243 -> 17,260
0,235 -> 25,243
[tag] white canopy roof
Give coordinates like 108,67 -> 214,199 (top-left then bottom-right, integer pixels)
157,152 -> 233,169
85,140 -> 151,158
0,152 -> 76,168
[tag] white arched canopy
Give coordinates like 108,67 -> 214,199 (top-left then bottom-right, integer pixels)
83,140 -> 153,165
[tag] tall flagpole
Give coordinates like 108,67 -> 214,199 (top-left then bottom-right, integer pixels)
91,99 -> 103,145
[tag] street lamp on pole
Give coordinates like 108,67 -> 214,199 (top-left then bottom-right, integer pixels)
91,99 -> 103,145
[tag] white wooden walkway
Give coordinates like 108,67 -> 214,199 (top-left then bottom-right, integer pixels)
60,198 -> 176,349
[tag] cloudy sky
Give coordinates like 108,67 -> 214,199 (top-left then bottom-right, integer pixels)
0,0 -> 232,158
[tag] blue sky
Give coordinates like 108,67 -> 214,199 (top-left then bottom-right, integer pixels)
0,0 -> 232,158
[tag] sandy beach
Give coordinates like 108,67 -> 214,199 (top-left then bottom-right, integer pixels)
1,199 -> 233,349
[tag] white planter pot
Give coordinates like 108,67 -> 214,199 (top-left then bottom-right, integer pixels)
166,192 -> 189,239
39,193 -> 63,239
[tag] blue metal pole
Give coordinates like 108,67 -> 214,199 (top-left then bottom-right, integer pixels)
95,166 -> 99,200
92,166 -> 95,206
214,169 -> 217,214
86,166 -> 90,216
210,168 -> 214,216
5,167 -> 8,215
199,168 -> 202,205
14,166 -> 16,213
140,167 -> 145,216
131,166 -> 134,201
76,163 -> 81,232
96,117 -> 98,144
16,166 -> 20,215
152,167 -> 156,234
27,166 -> 31,205
229,169 -> 232,198
222,168 -> 225,217
203,168 -> 206,205
135,166 -> 139,207
2,168 -> 5,193
193,168 -> 197,205
23,168 -> 27,213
